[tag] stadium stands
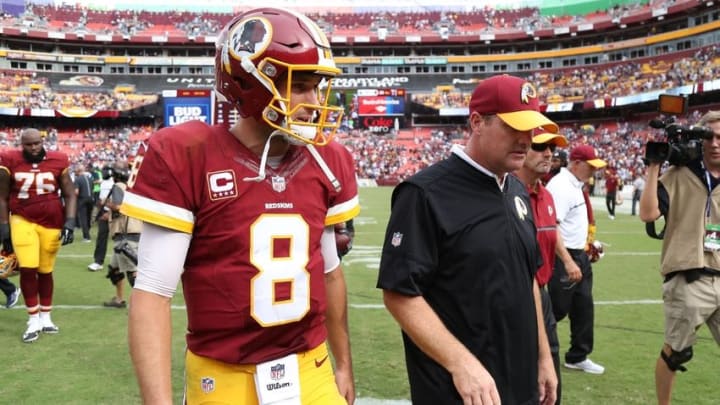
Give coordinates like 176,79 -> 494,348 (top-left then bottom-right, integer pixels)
0,0 -> 717,188
0,0 -> 699,42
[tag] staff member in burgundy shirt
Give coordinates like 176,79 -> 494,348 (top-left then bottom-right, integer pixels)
515,132 -> 582,404
604,165 -> 621,219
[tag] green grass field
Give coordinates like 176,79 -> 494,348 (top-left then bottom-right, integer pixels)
1,186 -> 719,404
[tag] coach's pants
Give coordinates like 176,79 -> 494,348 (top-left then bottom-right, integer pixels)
541,286 -> 562,404
93,218 -> 109,265
0,278 -> 15,297
548,249 -> 595,365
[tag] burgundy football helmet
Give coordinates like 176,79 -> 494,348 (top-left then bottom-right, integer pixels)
215,8 -> 343,146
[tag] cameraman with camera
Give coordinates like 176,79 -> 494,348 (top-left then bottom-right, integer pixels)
102,161 -> 142,308
639,109 -> 720,405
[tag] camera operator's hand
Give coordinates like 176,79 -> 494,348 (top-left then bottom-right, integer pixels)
60,218 -> 75,246
0,223 -> 13,254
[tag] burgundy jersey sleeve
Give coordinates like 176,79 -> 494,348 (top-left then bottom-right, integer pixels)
318,141 -> 359,226
121,122 -> 209,233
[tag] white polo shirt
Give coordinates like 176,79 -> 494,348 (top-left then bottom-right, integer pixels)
546,167 -> 588,249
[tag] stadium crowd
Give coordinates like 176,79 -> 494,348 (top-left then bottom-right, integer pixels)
0,108 -> 703,193
0,1 -> 715,190
412,45 -> 720,109
0,70 -> 158,111
4,1 -> 673,38
0,43 -> 716,118
0,125 -> 150,171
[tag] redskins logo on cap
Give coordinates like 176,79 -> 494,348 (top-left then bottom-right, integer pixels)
520,82 -> 537,104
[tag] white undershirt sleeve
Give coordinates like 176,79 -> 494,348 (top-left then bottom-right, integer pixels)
321,225 -> 340,274
133,222 -> 191,297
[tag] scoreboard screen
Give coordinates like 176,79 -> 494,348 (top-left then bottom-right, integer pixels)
356,88 -> 406,116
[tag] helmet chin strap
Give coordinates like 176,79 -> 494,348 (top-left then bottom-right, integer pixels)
241,130 -> 341,193
242,130 -> 284,183
306,144 -> 341,192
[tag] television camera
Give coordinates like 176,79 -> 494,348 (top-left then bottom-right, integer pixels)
644,94 -> 714,166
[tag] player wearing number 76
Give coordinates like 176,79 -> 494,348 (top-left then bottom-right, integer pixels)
120,7 -> 359,405
0,128 -> 77,344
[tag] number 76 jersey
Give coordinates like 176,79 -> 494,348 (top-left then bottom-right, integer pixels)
0,150 -> 68,229
120,121 -> 359,364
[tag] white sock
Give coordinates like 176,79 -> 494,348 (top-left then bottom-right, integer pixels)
27,313 -> 41,328
39,311 -> 52,324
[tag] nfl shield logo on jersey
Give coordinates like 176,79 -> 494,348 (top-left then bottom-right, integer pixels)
272,176 -> 286,193
270,363 -> 285,381
391,232 -> 403,247
201,377 -> 215,394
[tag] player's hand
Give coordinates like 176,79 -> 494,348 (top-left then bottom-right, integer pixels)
564,260 -> 583,283
334,365 -> 356,405
537,356 -> 558,405
60,218 -> 75,245
0,223 -> 13,254
450,356 -> 501,405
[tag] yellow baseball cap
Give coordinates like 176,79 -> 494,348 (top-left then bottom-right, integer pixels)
532,132 -> 568,147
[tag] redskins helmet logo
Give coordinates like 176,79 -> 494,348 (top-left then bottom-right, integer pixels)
227,17 -> 273,60
520,82 -> 537,104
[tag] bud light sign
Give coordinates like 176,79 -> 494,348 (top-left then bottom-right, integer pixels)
164,97 -> 212,127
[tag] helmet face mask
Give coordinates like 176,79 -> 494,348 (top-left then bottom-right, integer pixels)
265,67 -> 343,145
215,8 -> 343,146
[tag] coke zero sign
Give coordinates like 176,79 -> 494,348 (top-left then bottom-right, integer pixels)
361,116 -> 404,133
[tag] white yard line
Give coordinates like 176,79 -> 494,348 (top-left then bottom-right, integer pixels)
356,399 -> 411,405
4,299 -> 662,311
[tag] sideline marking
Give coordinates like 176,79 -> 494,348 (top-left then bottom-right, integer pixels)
10,299 -> 662,311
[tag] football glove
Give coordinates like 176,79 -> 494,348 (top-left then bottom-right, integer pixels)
0,223 -> 12,254
60,218 -> 75,246
335,226 -> 353,258
0,250 -> 18,279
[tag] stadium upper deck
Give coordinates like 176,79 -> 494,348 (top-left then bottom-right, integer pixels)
0,0 -> 702,45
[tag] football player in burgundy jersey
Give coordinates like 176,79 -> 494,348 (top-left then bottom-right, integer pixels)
0,128 -> 77,343
120,8 -> 359,405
